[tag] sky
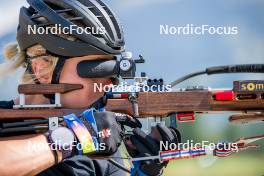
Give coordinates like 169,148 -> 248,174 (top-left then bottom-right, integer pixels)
0,0 -> 263,98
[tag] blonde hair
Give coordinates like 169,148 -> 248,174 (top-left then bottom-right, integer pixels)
1,43 -> 58,84
1,13 -> 78,84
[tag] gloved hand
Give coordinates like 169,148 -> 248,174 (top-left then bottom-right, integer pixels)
63,110 -> 141,157
125,124 -> 181,176
87,111 -> 141,155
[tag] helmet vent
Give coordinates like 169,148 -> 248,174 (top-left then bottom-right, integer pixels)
96,0 -> 122,39
86,7 -> 115,40
67,17 -> 84,21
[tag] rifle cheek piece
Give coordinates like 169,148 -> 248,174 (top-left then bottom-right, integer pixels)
76,52 -> 145,80
77,60 -> 119,78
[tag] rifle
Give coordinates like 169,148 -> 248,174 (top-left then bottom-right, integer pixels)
0,79 -> 263,134
0,64 -> 263,134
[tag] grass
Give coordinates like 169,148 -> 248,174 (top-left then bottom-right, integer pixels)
164,154 -> 264,176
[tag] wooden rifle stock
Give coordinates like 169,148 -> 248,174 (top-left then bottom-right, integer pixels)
0,82 -> 263,120
105,91 -> 264,117
18,84 -> 83,94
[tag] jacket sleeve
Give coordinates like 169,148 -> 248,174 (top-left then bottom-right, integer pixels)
131,161 -> 149,176
0,100 -> 14,109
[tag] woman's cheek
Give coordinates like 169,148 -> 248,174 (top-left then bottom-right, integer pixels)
60,83 -> 104,108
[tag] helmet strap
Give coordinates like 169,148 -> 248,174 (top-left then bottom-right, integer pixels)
51,57 -> 67,84
44,57 -> 67,104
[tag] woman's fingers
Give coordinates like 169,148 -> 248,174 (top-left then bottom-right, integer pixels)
115,113 -> 142,128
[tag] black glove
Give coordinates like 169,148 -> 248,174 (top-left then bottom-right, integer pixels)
79,111 -> 141,156
126,124 -> 181,176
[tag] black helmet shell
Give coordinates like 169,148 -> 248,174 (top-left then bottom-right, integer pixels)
17,0 -> 125,57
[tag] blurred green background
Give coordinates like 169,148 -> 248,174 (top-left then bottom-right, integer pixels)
165,154 -> 264,176
164,113 -> 264,176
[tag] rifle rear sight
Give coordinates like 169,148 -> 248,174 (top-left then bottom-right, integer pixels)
119,52 -> 145,79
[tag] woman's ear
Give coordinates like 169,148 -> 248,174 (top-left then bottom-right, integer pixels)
31,59 -> 52,83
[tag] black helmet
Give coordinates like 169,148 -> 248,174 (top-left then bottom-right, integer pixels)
17,0 -> 125,57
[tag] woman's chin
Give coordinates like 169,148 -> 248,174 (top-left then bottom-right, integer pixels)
62,102 -> 91,109
61,96 -> 102,109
